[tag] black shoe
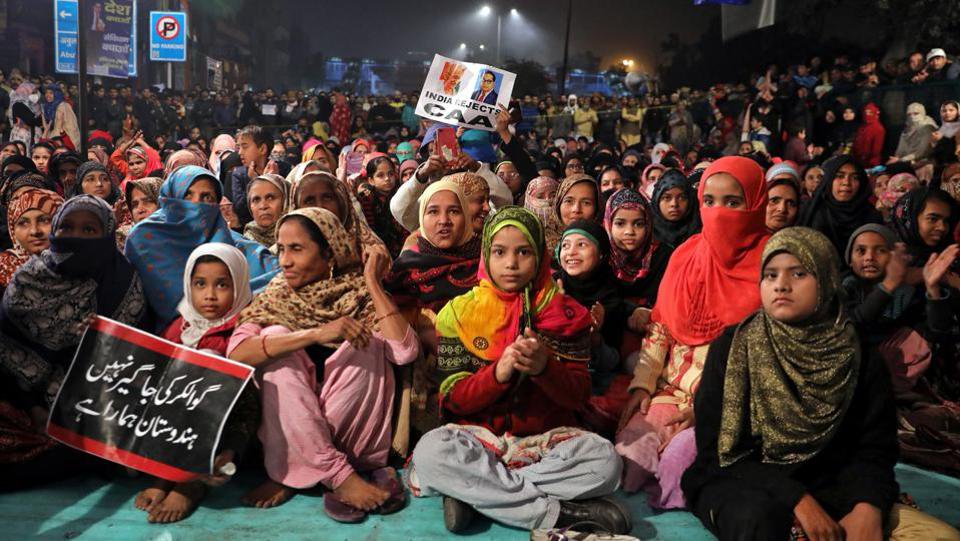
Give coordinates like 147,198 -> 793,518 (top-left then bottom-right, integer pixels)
443,496 -> 475,533
554,495 -> 633,535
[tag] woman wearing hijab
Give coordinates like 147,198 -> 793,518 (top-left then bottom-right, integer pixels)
125,165 -> 279,325
228,208 -> 416,520
288,167 -> 386,258
547,173 -> 600,253
616,156 -> 770,509
39,85 -> 80,147
799,155 -> 883,256
876,172 -> 920,222
523,176 -> 560,228
639,163 -> 666,200
1,194 -> 148,406
0,188 -> 63,288
931,100 -> 960,168
650,168 -> 701,249
243,173 -> 290,247
408,206 -> 629,536
893,103 -> 938,165
110,133 -> 162,190
682,227 -> 960,541
47,151 -> 82,196
134,243 -> 261,524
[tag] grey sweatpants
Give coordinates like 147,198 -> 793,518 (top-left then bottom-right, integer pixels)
408,426 -> 622,530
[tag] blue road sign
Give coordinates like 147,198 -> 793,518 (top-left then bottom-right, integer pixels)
150,11 -> 187,62
54,0 -> 78,74
55,0 -> 137,77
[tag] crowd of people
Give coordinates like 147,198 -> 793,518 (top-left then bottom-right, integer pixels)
2,45 -> 960,540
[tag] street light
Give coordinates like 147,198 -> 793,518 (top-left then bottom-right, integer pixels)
460,43 -> 467,49
622,59 -> 635,69
476,5 -> 517,65
479,44 -> 486,50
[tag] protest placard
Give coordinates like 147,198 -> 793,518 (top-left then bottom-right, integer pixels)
415,54 -> 516,131
46,316 -> 253,482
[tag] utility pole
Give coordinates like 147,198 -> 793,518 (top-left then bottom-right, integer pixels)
77,0 -> 88,156
496,14 -> 502,65
559,0 -> 572,96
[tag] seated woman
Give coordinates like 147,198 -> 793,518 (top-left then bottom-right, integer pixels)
555,219 -> 629,396
877,172 -> 920,223
682,227 -> 960,541
639,163 -> 666,200
0,195 -> 149,487
71,161 -> 132,241
120,177 -> 163,239
523,175 -> 560,228
125,165 -> 279,325
650,168 -> 701,250
228,208 -> 417,521
136,243 -> 260,524
798,155 -> 883,256
616,156 -> 770,510
0,188 -> 63,289
243,173 -> 290,247
408,207 -> 630,536
110,132 -> 162,190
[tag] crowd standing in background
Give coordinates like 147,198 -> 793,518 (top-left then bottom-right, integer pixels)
2,46 -> 960,540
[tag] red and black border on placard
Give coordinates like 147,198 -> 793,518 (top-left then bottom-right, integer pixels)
47,316 -> 252,482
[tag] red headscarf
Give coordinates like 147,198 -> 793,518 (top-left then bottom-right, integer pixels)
650,156 -> 770,346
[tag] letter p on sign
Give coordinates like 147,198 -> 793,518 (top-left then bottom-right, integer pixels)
157,16 -> 179,40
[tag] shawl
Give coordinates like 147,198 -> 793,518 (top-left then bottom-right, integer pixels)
639,163 -> 666,200
798,155 -> 883,256
125,165 -> 279,324
40,85 -> 64,125
2,195 -> 146,353
941,162 -> 960,203
287,167 -> 385,254
651,156 -> 770,346
0,188 -> 64,287
651,168 -> 701,249
878,172 -> 919,210
165,149 -> 208,176
603,188 -> 658,283
435,206 -> 592,389
523,176 -> 560,227
176,243 -> 253,348
719,227 -> 860,467
238,208 -> 377,347
890,187 -> 960,266
242,173 -> 291,247
385,181 -> 480,312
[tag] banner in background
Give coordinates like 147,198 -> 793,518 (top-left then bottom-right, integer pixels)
415,54 -> 516,132
47,317 -> 253,482
85,0 -> 134,78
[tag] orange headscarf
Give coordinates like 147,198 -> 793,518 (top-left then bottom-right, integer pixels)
650,156 -> 770,346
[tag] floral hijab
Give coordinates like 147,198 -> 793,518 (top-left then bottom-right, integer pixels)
603,188 -> 658,283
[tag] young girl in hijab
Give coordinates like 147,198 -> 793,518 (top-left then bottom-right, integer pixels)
616,156 -> 770,509
243,173 -> 290,247
125,165 -> 279,325
931,100 -> 960,167
0,188 -> 63,289
682,227 -> 960,541
547,173 -> 600,253
604,188 -> 673,320
134,243 -> 261,524
356,156 -> 406,257
799,155 -> 883,256
408,207 -> 629,536
228,208 -> 417,520
650,168 -> 701,249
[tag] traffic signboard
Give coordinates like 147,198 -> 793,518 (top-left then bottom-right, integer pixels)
54,0 -> 137,77
150,11 -> 187,62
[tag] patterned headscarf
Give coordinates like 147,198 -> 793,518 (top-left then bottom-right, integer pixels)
238,208 -> 377,346
941,162 -> 960,203
523,176 -> 560,227
243,173 -> 291,246
603,188 -> 658,283
288,168 -> 386,254
123,177 -> 163,216
719,227 -> 859,467
6,188 -> 64,252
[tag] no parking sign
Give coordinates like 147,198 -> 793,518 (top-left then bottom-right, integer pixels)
150,11 -> 187,62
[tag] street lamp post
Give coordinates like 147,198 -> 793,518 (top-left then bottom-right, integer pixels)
479,5 -> 516,65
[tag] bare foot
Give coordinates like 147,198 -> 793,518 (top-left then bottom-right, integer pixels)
333,473 -> 390,512
147,481 -> 206,523
242,479 -> 295,508
135,479 -> 174,513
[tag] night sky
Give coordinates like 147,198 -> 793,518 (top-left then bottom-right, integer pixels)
298,0 -> 718,72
